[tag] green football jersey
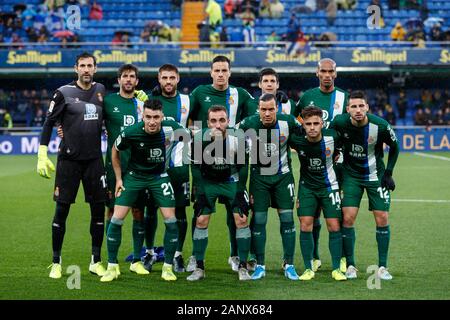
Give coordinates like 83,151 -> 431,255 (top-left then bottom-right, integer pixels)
190,84 -> 256,127
237,114 -> 302,175
103,93 -> 144,170
152,92 -> 191,127
330,113 -> 400,181
152,92 -> 192,183
192,128 -> 244,183
114,120 -> 187,176
295,87 -> 349,128
289,129 -> 341,191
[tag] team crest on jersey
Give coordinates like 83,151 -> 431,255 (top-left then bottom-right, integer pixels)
334,102 -> 340,109
325,147 -> 332,157
84,103 -> 98,120
368,136 -> 375,144
280,134 -> 287,143
228,96 -> 234,105
181,105 -> 187,114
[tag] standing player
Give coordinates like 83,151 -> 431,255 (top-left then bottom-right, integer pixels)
330,91 -> 399,280
187,55 -> 256,272
103,64 -> 149,275
237,93 -> 302,281
247,67 -> 296,270
289,106 -> 346,281
294,58 -> 349,272
37,52 -> 107,279
100,99 -> 189,282
257,67 -> 296,116
187,105 -> 251,281
135,64 -> 191,273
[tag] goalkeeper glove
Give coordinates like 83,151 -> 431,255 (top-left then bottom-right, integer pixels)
381,170 -> 395,191
37,145 -> 55,179
134,90 -> 149,102
232,190 -> 250,217
276,90 -> 289,104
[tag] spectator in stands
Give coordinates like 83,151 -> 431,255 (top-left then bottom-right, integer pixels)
242,21 -> 256,46
336,0 -> 357,10
286,13 -> 300,54
396,90 -> 408,125
198,21 -> 211,48
432,90 -> 443,110
270,0 -> 285,19
10,33 -> 24,49
391,22 -> 406,41
404,0 -> 421,10
170,24 -> 182,43
384,104 -> 397,125
374,89 -> 388,111
430,23 -> 444,42
219,26 -> 229,47
259,0 -> 271,18
421,89 -> 433,109
414,107 -> 427,125
444,107 -> 450,125
326,0 -> 337,26
205,0 -> 223,29
266,30 -> 281,47
241,6 -> 256,27
171,0 -> 183,10
224,0 -> 236,19
388,0 -> 400,9
433,109 -> 445,126
89,1 -> 103,21
423,106 -> 433,126
2,108 -> 13,129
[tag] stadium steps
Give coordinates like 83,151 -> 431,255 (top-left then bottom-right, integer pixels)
181,1 -> 206,49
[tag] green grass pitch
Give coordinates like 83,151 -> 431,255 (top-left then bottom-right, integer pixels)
0,152 -> 449,300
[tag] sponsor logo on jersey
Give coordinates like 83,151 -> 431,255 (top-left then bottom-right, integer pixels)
322,110 -> 329,121
148,148 -> 164,163
84,103 -> 99,120
308,158 -> 325,171
350,144 -> 366,158
123,115 -> 135,126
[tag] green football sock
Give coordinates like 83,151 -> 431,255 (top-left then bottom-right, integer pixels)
252,211 -> 267,265
279,210 -> 296,265
144,206 -> 158,250
107,217 -> 123,264
105,218 -> 111,236
376,225 -> 390,268
175,206 -> 188,252
342,226 -> 356,266
312,218 -> 321,259
300,231 -> 313,270
193,227 -> 208,262
329,231 -> 343,270
132,219 -> 145,262
163,217 -> 179,264
248,213 -> 256,260
236,226 -> 251,263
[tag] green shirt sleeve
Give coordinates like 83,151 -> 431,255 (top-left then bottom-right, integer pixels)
382,124 -> 400,175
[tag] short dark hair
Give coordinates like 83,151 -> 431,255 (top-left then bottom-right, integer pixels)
259,68 -> 279,83
207,105 -> 228,119
144,99 -> 163,111
259,93 -> 276,103
76,52 -> 96,66
159,64 -> 179,74
349,90 -> 368,103
301,106 -> 323,120
211,55 -> 230,69
117,64 -> 139,78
